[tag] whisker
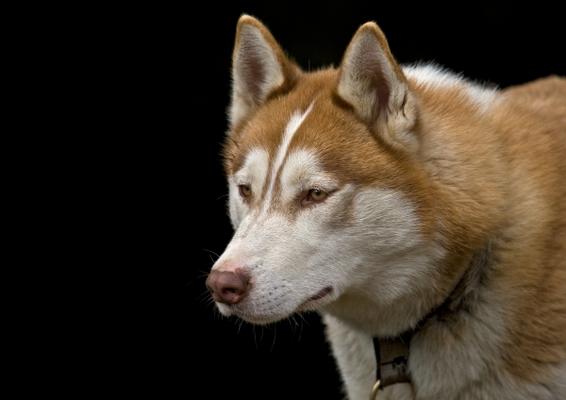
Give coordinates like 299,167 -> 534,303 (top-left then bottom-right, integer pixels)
297,312 -> 309,325
198,292 -> 212,303
260,325 -> 265,345
202,248 -> 221,259
195,270 -> 212,279
201,296 -> 216,307
212,306 -> 221,321
270,324 -> 277,352
291,315 -> 300,328
296,313 -> 306,342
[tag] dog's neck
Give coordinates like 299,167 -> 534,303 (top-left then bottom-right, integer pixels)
372,241 -> 494,391
428,240 -> 493,323
331,241 -> 492,396
323,240 -> 493,338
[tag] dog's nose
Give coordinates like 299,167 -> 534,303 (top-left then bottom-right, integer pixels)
206,269 -> 250,305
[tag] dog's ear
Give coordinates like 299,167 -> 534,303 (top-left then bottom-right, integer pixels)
337,22 -> 418,152
229,15 -> 300,128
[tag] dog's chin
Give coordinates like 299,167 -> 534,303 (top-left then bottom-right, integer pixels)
216,286 -> 335,325
216,301 -> 290,324
236,312 -> 287,325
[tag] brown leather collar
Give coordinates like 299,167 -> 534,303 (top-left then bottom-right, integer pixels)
372,241 -> 493,395
373,334 -> 412,387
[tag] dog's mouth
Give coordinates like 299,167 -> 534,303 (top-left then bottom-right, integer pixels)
299,286 -> 334,310
218,286 -> 335,324
308,286 -> 333,301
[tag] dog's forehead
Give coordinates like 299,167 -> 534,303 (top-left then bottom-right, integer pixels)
226,71 -> 335,171
225,70 -> 405,189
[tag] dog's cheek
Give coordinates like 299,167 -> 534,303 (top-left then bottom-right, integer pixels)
350,188 -> 422,252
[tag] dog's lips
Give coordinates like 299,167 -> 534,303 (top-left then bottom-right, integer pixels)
307,286 -> 333,302
219,286 -> 335,324
297,286 -> 334,312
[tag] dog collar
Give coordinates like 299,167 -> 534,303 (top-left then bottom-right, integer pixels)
372,333 -> 412,392
371,295 -> 458,398
370,241 -> 492,398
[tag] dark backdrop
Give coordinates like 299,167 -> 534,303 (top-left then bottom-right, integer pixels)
117,2 -> 565,399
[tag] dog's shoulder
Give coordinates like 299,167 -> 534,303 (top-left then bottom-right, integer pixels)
500,76 -> 566,123
503,75 -> 566,100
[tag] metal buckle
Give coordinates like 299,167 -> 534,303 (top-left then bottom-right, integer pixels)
370,379 -> 381,400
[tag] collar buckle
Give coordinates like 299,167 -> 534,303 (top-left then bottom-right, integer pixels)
370,379 -> 381,400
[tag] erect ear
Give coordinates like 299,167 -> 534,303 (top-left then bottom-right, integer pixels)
229,15 -> 300,127
337,22 -> 418,151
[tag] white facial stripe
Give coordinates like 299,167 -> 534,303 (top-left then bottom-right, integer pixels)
229,104 -> 314,230
263,102 -> 314,210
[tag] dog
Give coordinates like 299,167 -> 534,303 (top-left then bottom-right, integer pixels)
206,15 -> 566,399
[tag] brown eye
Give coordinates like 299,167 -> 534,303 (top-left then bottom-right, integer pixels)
238,184 -> 252,199
302,188 -> 328,206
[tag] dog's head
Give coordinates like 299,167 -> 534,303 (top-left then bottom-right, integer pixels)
207,16 -> 444,328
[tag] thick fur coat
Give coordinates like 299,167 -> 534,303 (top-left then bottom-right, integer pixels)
208,15 -> 566,399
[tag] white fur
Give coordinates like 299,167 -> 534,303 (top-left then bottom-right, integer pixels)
279,149 -> 336,203
324,315 -> 376,400
403,64 -> 498,113
409,287 -> 508,399
229,148 -> 269,228
215,136 -> 427,327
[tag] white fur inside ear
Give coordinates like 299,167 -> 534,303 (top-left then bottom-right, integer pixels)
337,27 -> 417,151
338,30 -> 393,122
230,24 -> 284,126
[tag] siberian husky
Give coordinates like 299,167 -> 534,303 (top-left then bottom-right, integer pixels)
206,15 -> 566,399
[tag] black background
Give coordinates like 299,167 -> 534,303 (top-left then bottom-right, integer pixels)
115,2 -> 564,399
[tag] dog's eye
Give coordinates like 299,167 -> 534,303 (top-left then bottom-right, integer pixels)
238,184 -> 252,199
302,188 -> 328,206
